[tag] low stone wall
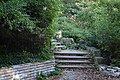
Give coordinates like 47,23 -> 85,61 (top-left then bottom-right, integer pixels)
0,60 -> 55,80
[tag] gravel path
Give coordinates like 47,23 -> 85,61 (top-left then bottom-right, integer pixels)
49,69 -> 120,80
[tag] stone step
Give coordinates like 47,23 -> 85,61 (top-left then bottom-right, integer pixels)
56,60 -> 90,64
54,52 -> 88,55
54,46 -> 66,50
51,39 -> 57,42
58,65 -> 93,68
51,42 -> 61,45
55,56 -> 89,59
54,45 -> 66,48
54,50 -> 89,55
53,49 -> 93,69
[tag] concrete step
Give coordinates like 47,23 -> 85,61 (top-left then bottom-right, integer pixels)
56,60 -> 90,64
58,65 -> 93,68
55,56 -> 89,59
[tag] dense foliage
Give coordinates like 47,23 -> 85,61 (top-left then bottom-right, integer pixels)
52,0 -> 87,42
77,0 -> 120,66
0,0 -> 60,67
53,0 -> 120,66
1,0 -> 120,67
95,0 -> 120,66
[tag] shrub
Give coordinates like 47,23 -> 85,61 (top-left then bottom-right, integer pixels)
52,16 -> 87,43
76,0 -> 120,65
0,0 -> 59,52
0,0 -> 60,66
56,0 -> 120,66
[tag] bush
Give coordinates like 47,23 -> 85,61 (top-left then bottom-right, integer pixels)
0,0 -> 60,53
0,0 -> 60,66
55,0 -> 120,66
76,0 -> 120,65
52,0 -> 92,43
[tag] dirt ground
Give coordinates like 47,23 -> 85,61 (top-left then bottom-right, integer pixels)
48,69 -> 120,80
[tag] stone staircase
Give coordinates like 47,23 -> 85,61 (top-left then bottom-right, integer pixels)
51,39 -> 94,69
51,39 -> 66,51
54,50 -> 93,68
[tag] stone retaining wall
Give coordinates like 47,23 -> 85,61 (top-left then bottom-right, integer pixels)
0,60 -> 55,80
